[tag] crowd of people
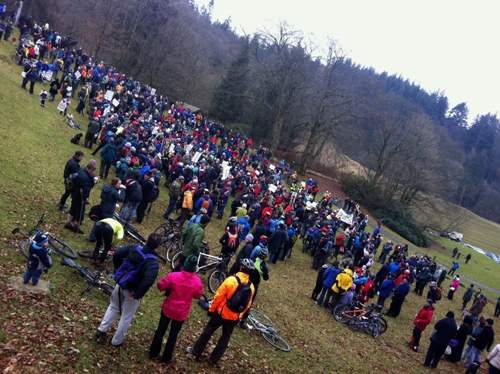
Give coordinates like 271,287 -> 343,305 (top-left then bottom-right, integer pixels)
8,14 -> 500,373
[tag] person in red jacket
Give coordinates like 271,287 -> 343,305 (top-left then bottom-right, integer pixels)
149,255 -> 203,364
359,273 -> 376,303
408,299 -> 435,352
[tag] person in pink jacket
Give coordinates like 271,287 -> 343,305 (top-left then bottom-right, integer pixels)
149,255 -> 203,364
447,276 -> 460,300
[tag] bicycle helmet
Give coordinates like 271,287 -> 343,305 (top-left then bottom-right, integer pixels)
240,258 -> 255,271
258,247 -> 269,259
259,235 -> 268,243
229,216 -> 237,223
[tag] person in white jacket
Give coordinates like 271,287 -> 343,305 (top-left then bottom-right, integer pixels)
487,344 -> 500,374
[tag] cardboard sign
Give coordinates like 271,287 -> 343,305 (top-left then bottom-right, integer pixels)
104,90 -> 114,101
112,98 -> 120,107
74,71 -> 81,80
269,164 -> 275,170
168,143 -> 175,153
221,161 -> 231,180
268,184 -> 277,193
103,106 -> 110,116
192,151 -> 202,164
57,100 -> 67,111
151,88 -> 156,95
335,208 -> 353,225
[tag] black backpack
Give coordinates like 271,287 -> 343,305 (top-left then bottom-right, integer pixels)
147,184 -> 160,203
64,171 -> 79,192
88,205 -> 103,221
225,276 -> 252,313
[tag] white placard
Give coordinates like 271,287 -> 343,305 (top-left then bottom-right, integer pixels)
112,98 -> 120,107
104,90 -> 114,101
151,88 -> 156,95
192,151 -> 202,164
57,100 -> 67,111
168,143 -> 175,153
335,208 -> 353,225
103,106 -> 110,116
74,71 -> 81,79
221,161 -> 231,180
269,164 -> 275,170
255,170 -> 260,176
268,184 -> 277,193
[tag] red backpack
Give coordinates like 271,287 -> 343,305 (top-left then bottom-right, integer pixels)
201,198 -> 210,211
227,232 -> 238,251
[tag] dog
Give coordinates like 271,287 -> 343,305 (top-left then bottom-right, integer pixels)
71,133 -> 83,145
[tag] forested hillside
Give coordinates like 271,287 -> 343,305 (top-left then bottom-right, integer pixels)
15,0 -> 500,222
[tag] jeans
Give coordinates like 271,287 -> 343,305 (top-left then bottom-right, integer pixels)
461,344 -> 472,362
163,198 -> 178,219
317,286 -> 333,307
191,313 -> 237,364
466,346 -> 483,368
23,267 -> 43,285
149,312 -> 184,363
120,201 -> 140,223
269,252 -> 278,264
97,285 -> 141,345
217,203 -> 226,218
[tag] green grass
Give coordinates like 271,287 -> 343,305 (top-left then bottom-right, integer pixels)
0,39 -> 499,374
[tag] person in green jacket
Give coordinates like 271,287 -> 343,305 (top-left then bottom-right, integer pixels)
173,216 -> 210,272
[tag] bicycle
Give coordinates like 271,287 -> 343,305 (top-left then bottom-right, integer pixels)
12,213 -> 78,259
77,248 -> 114,263
348,307 -> 382,338
153,219 -> 181,261
113,213 -> 167,263
302,236 -> 314,254
246,309 -> 290,352
335,302 -> 387,334
171,242 -> 230,293
10,50 -> 22,64
60,257 -> 114,297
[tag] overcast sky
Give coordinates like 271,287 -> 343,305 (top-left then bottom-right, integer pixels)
194,0 -> 499,123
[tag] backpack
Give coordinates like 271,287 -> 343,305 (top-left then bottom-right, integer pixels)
64,171 -> 79,191
435,287 -> 442,301
201,198 -> 211,211
225,276 -> 252,313
237,223 -> 245,235
147,184 -> 160,203
368,284 -> 377,298
227,232 -> 238,251
27,253 -> 40,270
114,246 -> 156,289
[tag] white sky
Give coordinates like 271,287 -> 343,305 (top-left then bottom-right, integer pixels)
195,0 -> 499,122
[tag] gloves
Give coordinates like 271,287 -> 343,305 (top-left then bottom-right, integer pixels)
207,311 -> 215,318
43,268 -> 48,274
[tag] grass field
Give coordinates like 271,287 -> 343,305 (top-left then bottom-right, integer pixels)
0,40 -> 499,374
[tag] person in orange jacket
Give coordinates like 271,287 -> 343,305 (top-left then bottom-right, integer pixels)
187,259 -> 255,365
408,299 -> 435,352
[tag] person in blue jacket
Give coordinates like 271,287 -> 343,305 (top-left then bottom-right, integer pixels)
376,274 -> 395,312
316,260 -> 341,308
23,232 -> 53,286
423,311 -> 458,369
386,276 -> 411,317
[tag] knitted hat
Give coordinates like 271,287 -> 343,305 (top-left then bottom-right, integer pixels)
34,232 -> 48,245
245,234 -> 254,241
183,255 -> 198,273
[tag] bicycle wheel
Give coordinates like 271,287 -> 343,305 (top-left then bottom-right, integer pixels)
78,249 -> 95,259
171,250 -> 182,270
369,322 -> 380,338
348,316 -> 361,331
333,304 -> 351,324
261,330 -> 290,352
377,316 -> 388,334
48,236 -> 78,259
10,51 -> 17,62
208,269 -> 226,294
248,309 -> 274,328
166,241 -> 182,263
19,241 -> 31,259
154,224 -> 168,238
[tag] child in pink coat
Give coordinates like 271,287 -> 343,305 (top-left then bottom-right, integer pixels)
447,276 -> 460,300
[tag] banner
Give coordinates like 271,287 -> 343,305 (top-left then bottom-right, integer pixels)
57,100 -> 67,112
335,209 -> 353,225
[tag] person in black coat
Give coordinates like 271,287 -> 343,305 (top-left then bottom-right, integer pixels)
251,221 -> 267,247
466,318 -> 495,367
120,178 -> 143,224
267,224 -> 288,264
375,262 -> 391,289
65,162 -> 96,233
59,151 -> 84,210
448,315 -> 473,363
95,234 -> 161,346
423,311 -> 458,369
136,171 -> 155,223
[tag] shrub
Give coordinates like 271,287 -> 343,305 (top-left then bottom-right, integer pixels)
341,175 -> 430,247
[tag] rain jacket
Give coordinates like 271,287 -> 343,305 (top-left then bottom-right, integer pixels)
209,272 -> 255,321
332,268 -> 354,294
